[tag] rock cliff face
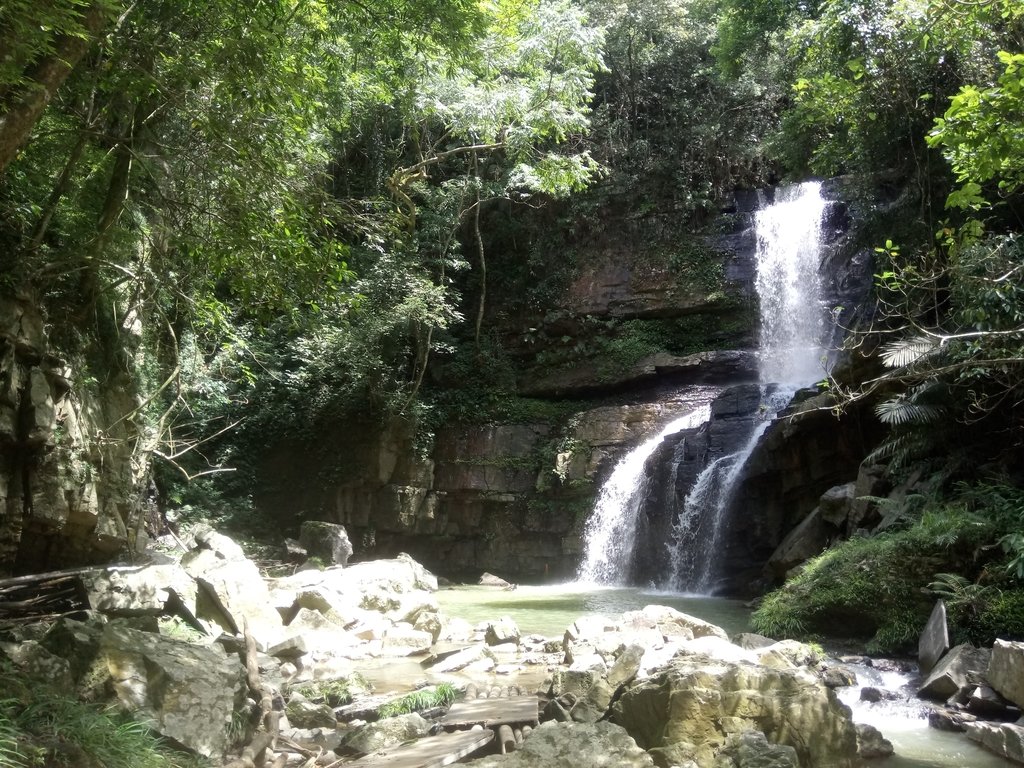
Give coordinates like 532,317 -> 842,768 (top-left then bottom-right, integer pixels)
255,184 -> 879,586
0,295 -> 143,575
256,221 -> 758,581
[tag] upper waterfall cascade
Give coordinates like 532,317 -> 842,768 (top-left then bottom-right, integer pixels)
754,182 -> 830,387
577,181 -> 832,590
663,181 -> 831,592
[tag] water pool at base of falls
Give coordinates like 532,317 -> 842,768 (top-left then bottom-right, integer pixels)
436,582 -> 752,637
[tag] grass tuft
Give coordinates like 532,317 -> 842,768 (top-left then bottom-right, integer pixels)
377,683 -> 458,718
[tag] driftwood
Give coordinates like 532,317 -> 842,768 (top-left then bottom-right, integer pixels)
0,568 -> 91,626
225,618 -> 281,768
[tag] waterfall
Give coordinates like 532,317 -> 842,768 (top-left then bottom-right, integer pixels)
754,181 -> 829,387
664,181 -> 830,593
666,419 -> 772,592
577,405 -> 711,584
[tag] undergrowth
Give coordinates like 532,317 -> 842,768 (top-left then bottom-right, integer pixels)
0,663 -> 201,768
752,481 -> 1024,654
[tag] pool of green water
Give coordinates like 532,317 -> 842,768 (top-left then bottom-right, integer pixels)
435,583 -> 752,637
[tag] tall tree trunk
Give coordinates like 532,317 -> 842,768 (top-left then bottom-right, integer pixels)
0,3 -> 107,178
473,192 -> 487,351
28,131 -> 90,251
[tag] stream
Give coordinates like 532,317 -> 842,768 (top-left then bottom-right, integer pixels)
438,585 -> 1011,768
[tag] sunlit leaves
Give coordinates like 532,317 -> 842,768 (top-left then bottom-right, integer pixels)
928,51 -> 1024,209
879,336 -> 940,369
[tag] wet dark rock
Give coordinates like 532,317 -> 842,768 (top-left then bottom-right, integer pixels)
859,687 -> 898,703
820,666 -> 858,689
856,723 -> 894,759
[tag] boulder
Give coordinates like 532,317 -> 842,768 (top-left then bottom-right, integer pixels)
918,600 -> 950,675
713,729 -> 800,768
427,644 -> 495,673
0,639 -> 73,689
480,572 -> 513,588
626,605 -> 729,641
965,721 -> 1024,764
575,677 -> 621,723
733,633 -> 776,651
289,586 -> 360,625
341,713 -> 431,755
380,623 -> 433,656
766,507 -> 828,578
181,530 -> 284,643
81,563 -> 199,618
44,620 -> 246,757
928,708 -> 975,732
856,723 -> 894,759
286,696 -> 337,729
386,591 -> 441,625
268,635 -> 308,659
988,639 -> 1024,709
298,521 -> 353,566
967,684 -> 1014,718
465,720 -> 656,768
820,667 -> 857,689
613,656 -> 860,767
414,611 -> 445,642
819,482 -> 856,527
918,644 -> 991,701
607,644 -> 645,688
486,617 -> 521,646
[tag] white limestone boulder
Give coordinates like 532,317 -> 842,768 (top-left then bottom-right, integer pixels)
465,721 -> 655,768
988,639 -> 1024,708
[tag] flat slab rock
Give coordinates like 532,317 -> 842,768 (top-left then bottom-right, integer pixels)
441,696 -> 540,728
349,728 -> 494,768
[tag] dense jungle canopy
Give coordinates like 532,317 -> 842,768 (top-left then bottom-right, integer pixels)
2,0 -> 1024,648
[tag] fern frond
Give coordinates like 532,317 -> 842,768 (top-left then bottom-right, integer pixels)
865,433 -> 913,464
874,398 -> 944,425
879,336 -> 939,368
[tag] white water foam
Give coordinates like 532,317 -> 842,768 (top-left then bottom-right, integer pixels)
577,405 -> 711,584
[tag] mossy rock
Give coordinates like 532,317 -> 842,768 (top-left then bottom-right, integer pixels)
752,530 -> 968,654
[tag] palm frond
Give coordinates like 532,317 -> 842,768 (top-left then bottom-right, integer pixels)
874,398 -> 944,425
879,335 -> 939,368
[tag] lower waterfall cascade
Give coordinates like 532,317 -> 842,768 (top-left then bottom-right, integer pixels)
578,181 -> 835,590
577,405 -> 712,584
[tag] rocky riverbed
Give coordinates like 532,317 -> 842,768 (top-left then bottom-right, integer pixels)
1,526 -> 1022,767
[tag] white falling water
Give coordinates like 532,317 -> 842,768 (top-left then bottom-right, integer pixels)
665,182 -> 830,592
578,405 -> 711,584
666,420 -> 771,591
755,181 -> 829,386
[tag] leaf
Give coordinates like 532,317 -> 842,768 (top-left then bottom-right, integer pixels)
879,336 -> 939,368
874,398 -> 944,426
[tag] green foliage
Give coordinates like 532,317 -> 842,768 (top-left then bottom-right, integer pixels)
577,0 -> 777,224
754,480 -> 1024,652
968,589 -> 1024,645
0,663 -> 197,768
930,51 -> 1024,207
377,683 -> 458,717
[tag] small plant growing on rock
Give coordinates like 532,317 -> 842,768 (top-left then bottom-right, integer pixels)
377,683 -> 458,718
292,675 -> 368,707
